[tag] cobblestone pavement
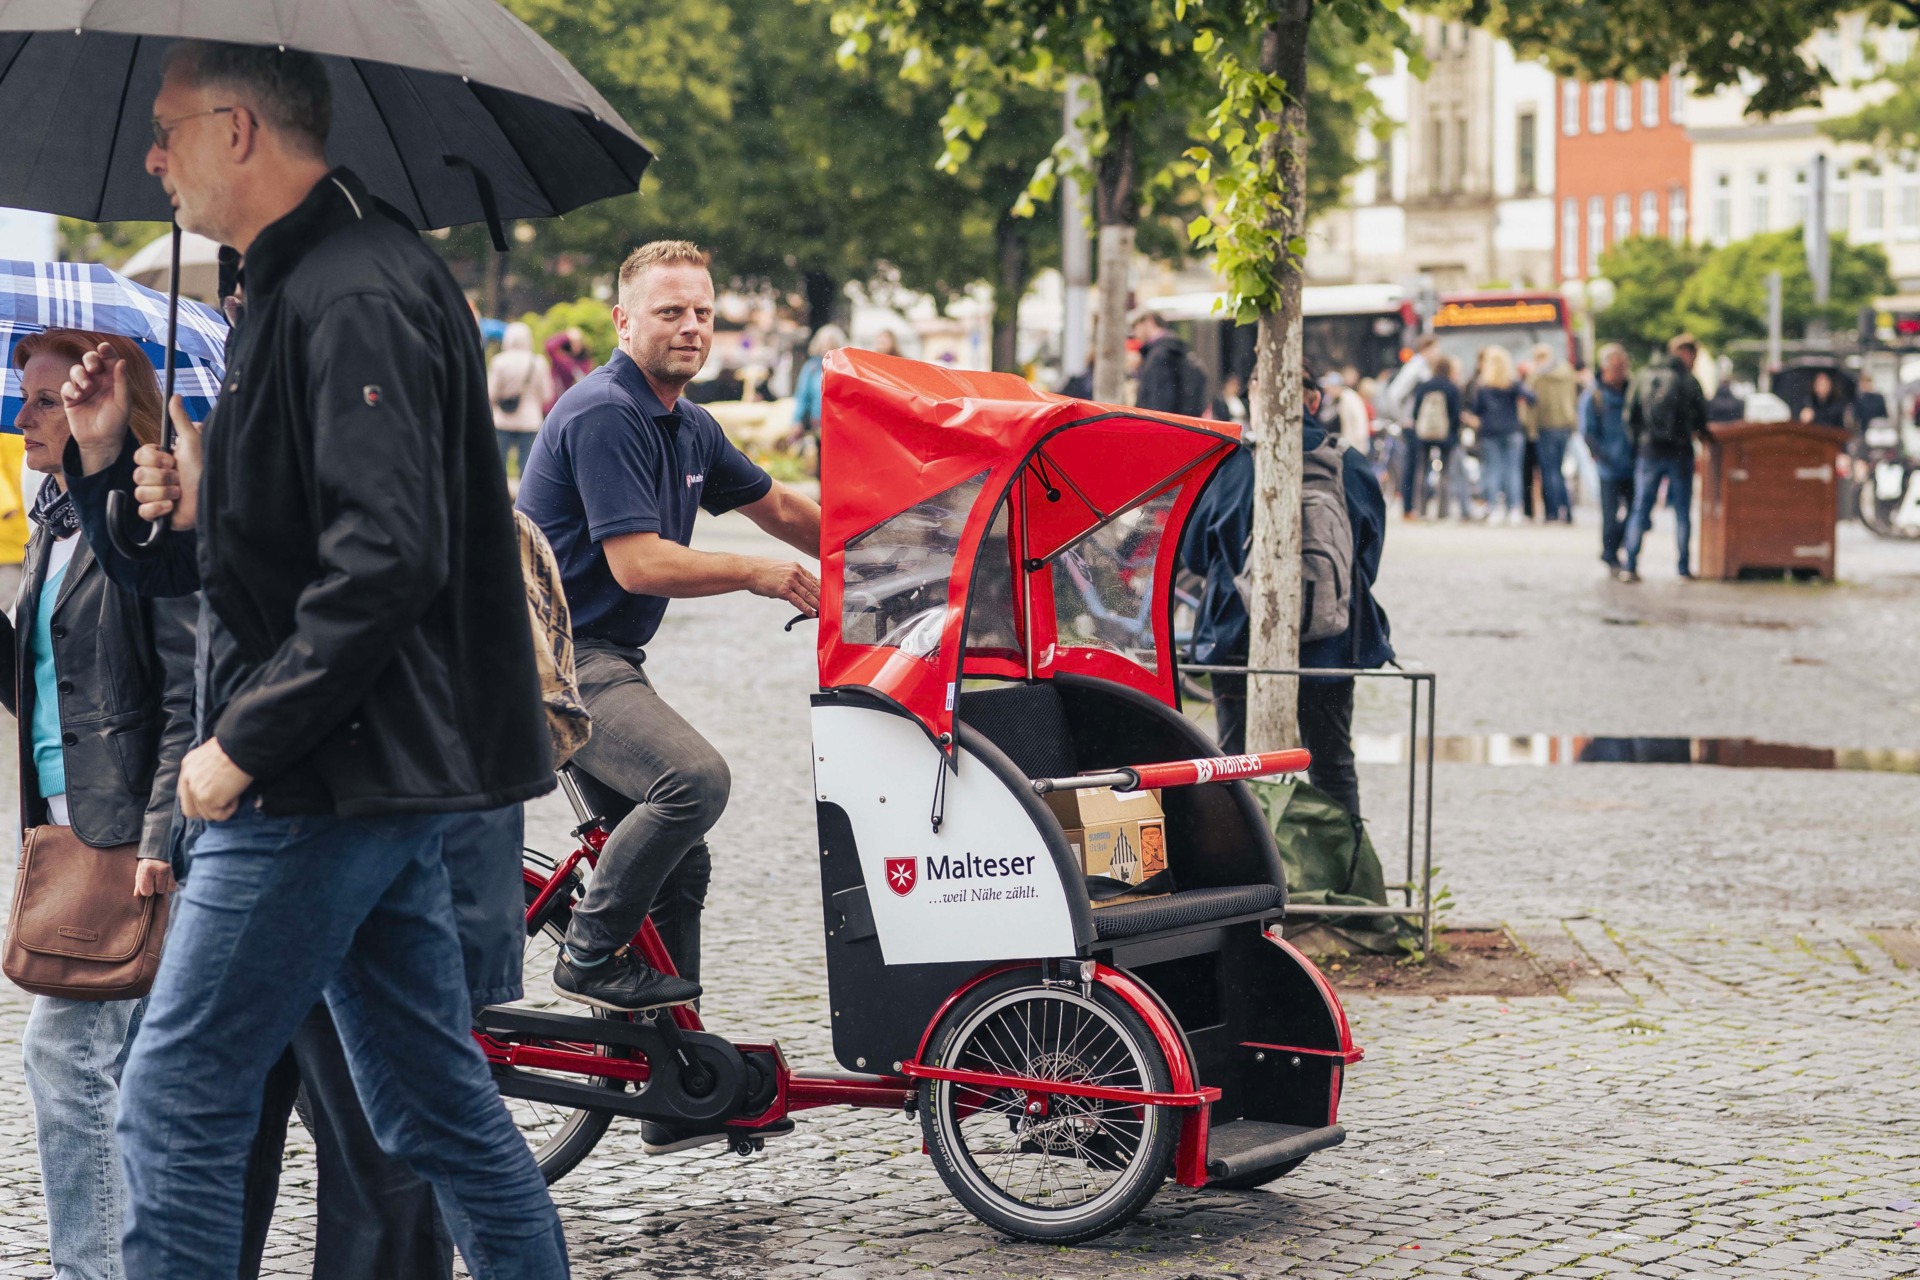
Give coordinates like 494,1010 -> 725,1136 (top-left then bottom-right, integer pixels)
0,513 -> 1917,1278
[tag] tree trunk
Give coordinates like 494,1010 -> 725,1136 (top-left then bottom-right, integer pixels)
1244,1 -> 1313,755
1092,112 -> 1138,403
802,269 -> 838,333
992,214 -> 1029,372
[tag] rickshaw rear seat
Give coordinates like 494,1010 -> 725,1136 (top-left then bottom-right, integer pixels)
1090,884 -> 1280,940
957,683 -> 1285,939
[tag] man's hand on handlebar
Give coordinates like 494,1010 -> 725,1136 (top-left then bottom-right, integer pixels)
750,559 -> 820,617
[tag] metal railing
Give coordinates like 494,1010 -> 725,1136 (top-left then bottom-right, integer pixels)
1181,664 -> 1437,952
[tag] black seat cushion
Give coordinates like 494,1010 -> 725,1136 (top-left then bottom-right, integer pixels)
957,683 -> 1078,780
1092,884 -> 1281,941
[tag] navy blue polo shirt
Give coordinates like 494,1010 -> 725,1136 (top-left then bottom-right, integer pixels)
516,349 -> 773,648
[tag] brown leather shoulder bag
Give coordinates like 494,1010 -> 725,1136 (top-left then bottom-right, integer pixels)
5,826 -> 169,1000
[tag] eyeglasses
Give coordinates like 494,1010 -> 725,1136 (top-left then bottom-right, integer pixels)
150,106 -> 235,151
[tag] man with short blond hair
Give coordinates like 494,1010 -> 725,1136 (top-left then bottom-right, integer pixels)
516,241 -> 820,1156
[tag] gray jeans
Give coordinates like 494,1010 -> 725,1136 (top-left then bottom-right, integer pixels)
565,641 -> 731,961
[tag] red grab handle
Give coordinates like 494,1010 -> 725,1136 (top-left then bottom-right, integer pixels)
1127,749 -> 1312,790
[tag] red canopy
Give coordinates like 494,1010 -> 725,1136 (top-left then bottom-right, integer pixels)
818,350 -> 1239,749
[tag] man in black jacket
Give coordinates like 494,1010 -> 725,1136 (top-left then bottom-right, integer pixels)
1131,312 -> 1209,416
60,41 -> 564,1279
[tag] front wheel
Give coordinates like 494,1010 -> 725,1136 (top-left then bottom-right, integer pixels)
919,969 -> 1180,1243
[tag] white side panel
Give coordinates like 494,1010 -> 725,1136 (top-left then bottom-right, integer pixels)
813,703 -> 1079,967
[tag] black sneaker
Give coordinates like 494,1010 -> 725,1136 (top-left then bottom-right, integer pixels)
552,945 -> 701,1012
641,1121 -> 728,1155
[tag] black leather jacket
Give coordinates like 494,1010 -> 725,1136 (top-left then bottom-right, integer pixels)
0,522 -> 196,865
68,168 -> 553,818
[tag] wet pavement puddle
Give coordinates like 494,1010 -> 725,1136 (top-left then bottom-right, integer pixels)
1355,733 -> 1920,774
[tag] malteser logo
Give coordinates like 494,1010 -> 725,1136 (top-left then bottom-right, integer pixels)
885,857 -> 918,896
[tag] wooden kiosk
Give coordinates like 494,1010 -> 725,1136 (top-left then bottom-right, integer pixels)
1697,420 -> 1851,580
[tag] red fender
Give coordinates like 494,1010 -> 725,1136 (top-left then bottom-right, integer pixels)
908,961 -> 1211,1186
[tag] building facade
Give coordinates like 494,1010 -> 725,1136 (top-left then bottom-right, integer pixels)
1319,18 -> 1557,290
1553,74 -> 1693,282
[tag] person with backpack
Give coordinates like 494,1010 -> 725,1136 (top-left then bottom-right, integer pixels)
1620,333 -> 1712,582
1180,370 -> 1394,819
1406,354 -> 1466,519
1132,311 -> 1209,417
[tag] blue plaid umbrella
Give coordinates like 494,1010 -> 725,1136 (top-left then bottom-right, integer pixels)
0,258 -> 228,433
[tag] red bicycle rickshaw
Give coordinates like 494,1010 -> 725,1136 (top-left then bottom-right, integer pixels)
476,350 -> 1360,1242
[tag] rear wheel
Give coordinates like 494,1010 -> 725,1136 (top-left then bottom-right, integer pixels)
495,873 -> 622,1183
919,970 -> 1179,1243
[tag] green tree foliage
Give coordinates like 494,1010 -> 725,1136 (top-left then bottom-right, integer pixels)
1594,236 -> 1711,359
518,298 -> 619,361
58,218 -> 166,268
1826,35 -> 1920,150
1466,0 -> 1916,118
1674,230 -> 1892,349
447,0 -> 1054,344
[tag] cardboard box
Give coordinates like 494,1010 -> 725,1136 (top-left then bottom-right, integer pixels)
1043,786 -> 1168,898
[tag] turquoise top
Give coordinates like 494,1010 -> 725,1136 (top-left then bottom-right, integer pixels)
29,555 -> 70,799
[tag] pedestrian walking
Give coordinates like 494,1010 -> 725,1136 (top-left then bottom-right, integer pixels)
1580,343 -> 1636,573
59,41 -> 564,1279
1526,343 -> 1579,522
792,322 -> 847,453
3,331 -> 194,1280
1131,311 -> 1208,417
1180,370 -> 1394,818
1209,370 -> 1248,424
1387,335 -> 1440,517
1407,354 -> 1468,519
1619,333 -> 1711,582
1324,369 -> 1372,456
490,320 -> 554,479
544,327 -> 596,416
1463,345 -> 1534,524
1854,371 -> 1889,430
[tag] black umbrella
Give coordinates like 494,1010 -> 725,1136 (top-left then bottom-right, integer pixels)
0,1 -> 655,553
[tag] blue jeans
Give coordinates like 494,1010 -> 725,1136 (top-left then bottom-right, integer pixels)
1535,428 -> 1573,521
1623,454 -> 1695,574
1598,473 -> 1634,567
1479,432 -> 1526,513
117,813 -> 567,1280
25,995 -> 146,1280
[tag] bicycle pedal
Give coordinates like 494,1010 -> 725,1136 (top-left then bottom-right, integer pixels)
728,1117 -> 795,1156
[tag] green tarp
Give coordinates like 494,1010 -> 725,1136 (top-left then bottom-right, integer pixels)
1248,778 -> 1413,953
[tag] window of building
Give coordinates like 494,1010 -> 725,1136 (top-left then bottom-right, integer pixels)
1455,116 -> 1469,192
1434,18 -> 1447,52
1588,195 -> 1605,265
1614,82 -> 1632,131
1589,82 -> 1607,134
1789,165 -> 1809,227
1641,79 -> 1660,127
1749,168 -> 1770,234
1640,191 -> 1659,236
1669,187 -> 1688,243
1376,132 -> 1395,204
1831,166 -> 1850,234
1900,162 -> 1920,236
1431,119 -> 1446,194
1517,110 -> 1537,194
1614,192 -> 1632,241
1864,167 -> 1885,236
1669,70 -> 1687,123
1561,199 -> 1580,276
1562,81 -> 1581,136
1712,171 -> 1732,244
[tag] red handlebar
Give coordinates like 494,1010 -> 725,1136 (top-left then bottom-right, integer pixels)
1032,748 -> 1312,795
1126,749 -> 1312,789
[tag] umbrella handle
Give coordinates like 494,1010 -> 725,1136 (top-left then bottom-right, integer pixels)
107,221 -> 182,561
